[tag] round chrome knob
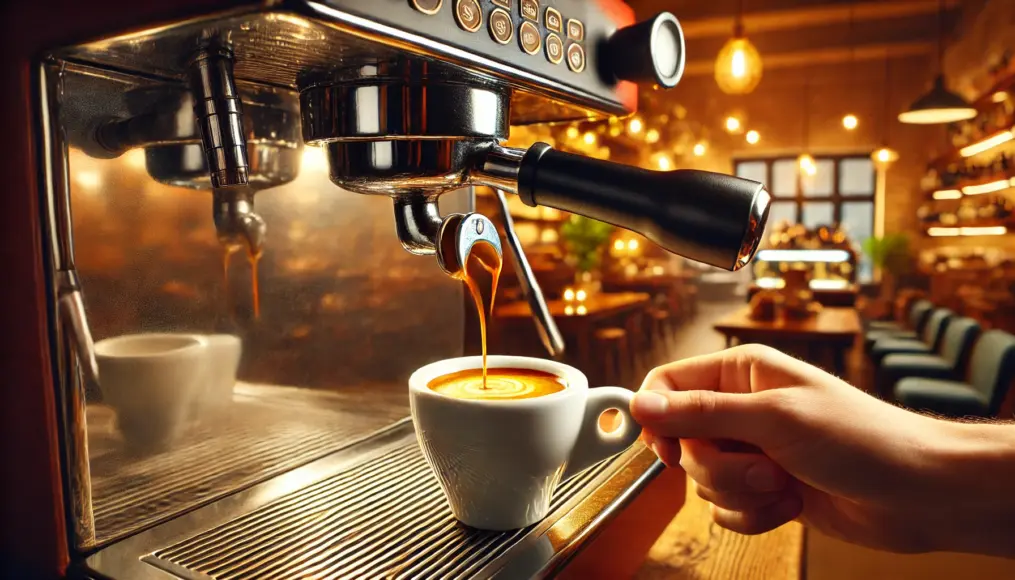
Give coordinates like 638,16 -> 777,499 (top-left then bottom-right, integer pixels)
603,12 -> 685,88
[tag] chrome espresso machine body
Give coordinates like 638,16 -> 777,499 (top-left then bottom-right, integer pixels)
1,1 -> 770,578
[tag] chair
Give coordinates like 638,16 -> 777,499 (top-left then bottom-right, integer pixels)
895,330 -> 1015,417
869,308 -> 952,367
864,299 -> 933,351
876,317 -> 980,396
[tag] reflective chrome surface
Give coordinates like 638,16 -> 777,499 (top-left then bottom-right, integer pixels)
325,139 -> 480,196
187,45 -> 249,189
735,187 -> 773,271
213,188 -> 267,256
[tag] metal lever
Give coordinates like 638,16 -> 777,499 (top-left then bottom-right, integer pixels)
492,189 -> 565,358
56,271 -> 99,391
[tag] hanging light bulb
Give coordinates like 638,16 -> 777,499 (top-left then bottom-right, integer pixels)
745,130 -> 760,144
842,114 -> 858,130
899,0 -> 975,124
871,147 -> 899,169
627,117 -> 644,135
725,116 -> 742,133
714,1 -> 762,95
798,153 -> 817,176
693,141 -> 708,156
645,128 -> 661,144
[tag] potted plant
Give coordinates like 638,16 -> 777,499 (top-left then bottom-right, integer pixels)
559,215 -> 614,294
862,233 -> 912,308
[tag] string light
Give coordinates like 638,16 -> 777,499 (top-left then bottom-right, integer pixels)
842,114 -> 858,130
725,116 -> 742,133
583,132 -> 597,145
693,142 -> 707,156
566,126 -> 579,139
645,128 -> 660,144
628,118 -> 644,135
745,130 -> 760,144
655,154 -> 672,170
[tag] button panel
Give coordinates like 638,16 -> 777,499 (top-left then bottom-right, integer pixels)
566,42 -> 585,72
519,20 -> 541,55
520,0 -> 539,22
545,33 -> 564,64
491,0 -> 511,8
489,8 -> 513,45
410,0 -> 443,15
453,0 -> 482,32
545,7 -> 563,33
566,18 -> 584,41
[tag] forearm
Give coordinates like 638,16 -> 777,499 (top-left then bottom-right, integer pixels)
931,420 -> 1015,558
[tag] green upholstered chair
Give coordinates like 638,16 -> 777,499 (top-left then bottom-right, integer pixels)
894,330 -> 1015,418
870,308 -> 953,367
876,317 -> 980,396
864,300 -> 933,351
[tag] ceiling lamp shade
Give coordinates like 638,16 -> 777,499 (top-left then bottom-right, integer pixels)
715,36 -> 763,95
898,75 -> 976,124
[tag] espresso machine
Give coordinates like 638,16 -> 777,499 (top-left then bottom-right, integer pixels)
1,1 -> 770,578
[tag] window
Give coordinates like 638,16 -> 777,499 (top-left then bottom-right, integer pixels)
734,155 -> 876,282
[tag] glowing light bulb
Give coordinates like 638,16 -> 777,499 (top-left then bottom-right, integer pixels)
627,239 -> 639,251
745,130 -> 760,144
613,240 -> 625,251
575,289 -> 588,302
715,37 -> 763,95
656,154 -> 672,171
725,116 -> 741,133
566,126 -> 579,139
731,48 -> 747,78
576,305 -> 588,316
645,128 -> 660,144
693,142 -> 707,156
798,154 -> 817,176
563,288 -> 575,301
583,132 -> 596,145
842,114 -> 858,130
628,118 -> 643,135
871,147 -> 899,168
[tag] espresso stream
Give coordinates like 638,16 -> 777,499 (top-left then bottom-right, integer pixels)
222,244 -> 262,320
454,240 -> 502,389
428,368 -> 567,400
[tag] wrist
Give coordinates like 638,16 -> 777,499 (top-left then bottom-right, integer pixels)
927,420 -> 1015,557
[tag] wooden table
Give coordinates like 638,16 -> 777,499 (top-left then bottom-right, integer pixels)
714,307 -> 862,376
747,284 -> 859,307
634,475 -> 805,580
494,292 -> 651,370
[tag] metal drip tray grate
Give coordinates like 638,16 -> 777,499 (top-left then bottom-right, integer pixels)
145,440 -> 620,579
88,384 -> 407,544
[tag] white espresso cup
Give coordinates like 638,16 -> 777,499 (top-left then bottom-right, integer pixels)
409,355 -> 640,531
193,334 -> 242,414
95,333 -> 208,452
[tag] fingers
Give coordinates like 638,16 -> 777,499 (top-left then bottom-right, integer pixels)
641,432 -> 681,467
693,481 -> 788,511
631,387 -> 787,446
710,495 -> 803,535
679,439 -> 789,493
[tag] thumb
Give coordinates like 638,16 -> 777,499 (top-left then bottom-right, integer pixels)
630,389 -> 786,448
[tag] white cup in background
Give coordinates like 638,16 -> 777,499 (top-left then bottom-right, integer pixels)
195,334 -> 242,414
409,355 -> 640,531
95,333 -> 208,452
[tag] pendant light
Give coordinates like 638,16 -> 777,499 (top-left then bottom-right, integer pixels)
798,77 -> 817,176
872,58 -> 900,169
842,1 -> 859,131
715,0 -> 763,95
898,0 -> 976,124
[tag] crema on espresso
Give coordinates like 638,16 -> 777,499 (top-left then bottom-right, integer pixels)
428,368 -> 566,400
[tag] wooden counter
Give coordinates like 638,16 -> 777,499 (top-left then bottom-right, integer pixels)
635,475 -> 806,580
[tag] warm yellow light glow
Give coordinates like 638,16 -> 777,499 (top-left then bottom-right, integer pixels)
842,114 -> 858,130
628,118 -> 643,135
693,142 -> 707,156
576,305 -> 588,316
960,226 -> 1007,236
583,132 -> 597,145
810,279 -> 850,290
755,249 -> 851,263
565,305 -> 575,316
655,154 -> 672,171
755,277 -> 786,289
715,36 -> 763,95
302,146 -> 328,172
992,91 -> 1008,103
797,154 -> 817,176
745,130 -> 760,145
563,288 -> 575,301
613,239 -> 625,251
74,170 -> 102,190
960,130 -> 1014,158
871,147 -> 899,168
932,189 -> 962,200
125,149 -> 146,170
627,239 -> 639,251
725,116 -> 742,133
962,179 -> 1011,196
575,289 -> 588,302
927,227 -> 960,237
566,126 -> 580,139
645,128 -> 660,144
609,125 -> 622,137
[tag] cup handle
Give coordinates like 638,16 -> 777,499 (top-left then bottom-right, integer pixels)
563,387 -> 640,480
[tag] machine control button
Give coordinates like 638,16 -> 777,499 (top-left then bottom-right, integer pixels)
521,0 -> 539,21
545,33 -> 564,64
519,21 -> 541,55
492,0 -> 511,8
566,42 -> 585,72
411,0 -> 443,15
567,18 -> 585,41
545,7 -> 563,33
454,0 -> 482,32
489,9 -> 514,44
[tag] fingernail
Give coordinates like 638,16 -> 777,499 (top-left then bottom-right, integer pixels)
745,463 -> 785,492
632,391 -> 669,415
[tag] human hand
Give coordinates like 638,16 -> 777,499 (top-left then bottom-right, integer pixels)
630,344 -> 1015,557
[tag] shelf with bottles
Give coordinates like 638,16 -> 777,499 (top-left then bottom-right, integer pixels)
918,194 -> 1014,237
926,71 -> 1015,169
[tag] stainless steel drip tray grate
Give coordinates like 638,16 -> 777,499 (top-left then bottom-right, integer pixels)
142,435 -> 626,580
87,383 -> 407,545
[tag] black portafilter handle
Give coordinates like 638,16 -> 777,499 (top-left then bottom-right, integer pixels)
515,143 -> 772,271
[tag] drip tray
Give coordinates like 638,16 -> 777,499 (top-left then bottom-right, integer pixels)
82,421 -> 659,580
